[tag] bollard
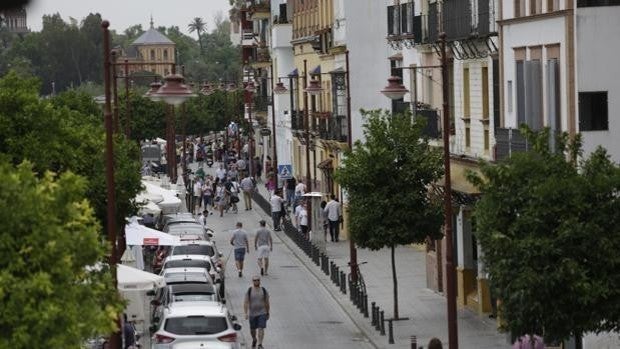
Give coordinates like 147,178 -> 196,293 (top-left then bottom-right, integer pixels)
380,311 -> 385,336
388,319 -> 394,344
410,335 -> 417,349
371,302 -> 376,326
334,266 -> 340,286
349,279 -> 354,302
363,294 -> 369,317
340,272 -> 347,294
374,307 -> 381,331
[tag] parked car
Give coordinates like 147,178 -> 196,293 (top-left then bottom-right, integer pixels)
149,283 -> 222,326
162,267 -> 215,286
158,213 -> 195,230
166,223 -> 213,241
150,302 -> 241,349
162,255 -> 224,297
171,240 -> 223,270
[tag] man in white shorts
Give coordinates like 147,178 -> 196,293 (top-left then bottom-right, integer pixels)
254,220 -> 273,276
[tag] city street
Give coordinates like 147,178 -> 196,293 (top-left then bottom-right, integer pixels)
200,166 -> 375,349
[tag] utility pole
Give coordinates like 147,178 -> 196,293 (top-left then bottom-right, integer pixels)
345,50 -> 358,282
303,59 -> 311,191
440,32 -> 458,349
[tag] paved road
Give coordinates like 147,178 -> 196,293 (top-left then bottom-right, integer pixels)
200,166 -> 374,348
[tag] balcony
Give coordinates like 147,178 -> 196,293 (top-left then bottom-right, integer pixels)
476,0 -> 497,36
249,46 -> 271,69
416,108 -> 441,139
247,0 -> 270,20
291,110 -> 304,131
317,114 -> 348,143
241,29 -> 256,47
494,128 -> 530,162
442,0 -> 473,41
251,95 -> 271,113
428,2 -> 439,43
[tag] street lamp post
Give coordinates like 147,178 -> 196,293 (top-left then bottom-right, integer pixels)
101,19 -> 121,349
380,33 -> 458,349
269,65 -> 278,185
303,60 -> 311,191
246,80 -> 256,177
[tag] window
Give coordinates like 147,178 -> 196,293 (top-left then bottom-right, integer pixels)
579,92 -> 608,131
463,67 -> 470,118
531,0 -> 542,14
507,80 -> 514,113
484,129 -> 490,151
515,0 -> 525,17
482,66 -> 489,119
163,49 -> 168,60
465,122 -> 471,148
150,49 -> 156,60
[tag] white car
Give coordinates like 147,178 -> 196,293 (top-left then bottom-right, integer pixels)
162,267 -> 214,286
151,302 -> 242,349
162,255 -> 225,299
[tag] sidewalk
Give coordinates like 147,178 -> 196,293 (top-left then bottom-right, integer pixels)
251,184 -> 509,349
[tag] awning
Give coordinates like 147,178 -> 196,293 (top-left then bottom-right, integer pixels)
117,264 -> 165,291
125,222 -> 180,246
433,159 -> 483,206
388,53 -> 403,61
310,65 -> 321,76
288,68 -> 298,77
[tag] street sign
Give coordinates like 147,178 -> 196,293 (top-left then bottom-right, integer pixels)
260,128 -> 271,136
278,164 -> 293,179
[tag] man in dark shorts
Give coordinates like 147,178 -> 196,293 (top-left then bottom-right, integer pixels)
244,276 -> 270,348
230,222 -> 249,277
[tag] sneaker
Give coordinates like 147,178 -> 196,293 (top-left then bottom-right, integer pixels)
260,268 -> 264,276
257,345 -> 264,349
238,271 -> 242,277
251,339 -> 257,348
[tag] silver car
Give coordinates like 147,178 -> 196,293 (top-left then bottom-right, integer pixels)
151,302 -> 241,349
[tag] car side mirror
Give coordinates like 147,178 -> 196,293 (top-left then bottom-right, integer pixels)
207,231 -> 214,238
233,323 -> 242,331
150,300 -> 160,306
230,315 -> 237,321
146,290 -> 155,297
153,316 -> 160,324
149,325 -> 158,333
218,252 -> 223,258
222,299 -> 226,305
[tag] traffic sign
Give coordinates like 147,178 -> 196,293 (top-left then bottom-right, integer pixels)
278,164 -> 293,179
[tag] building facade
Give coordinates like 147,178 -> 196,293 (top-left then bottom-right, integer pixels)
1,6 -> 28,34
119,20 -> 176,78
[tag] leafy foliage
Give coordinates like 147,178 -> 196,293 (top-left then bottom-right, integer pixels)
467,128 -> 620,342
336,109 -> 445,249
335,109 -> 445,318
0,161 -> 122,348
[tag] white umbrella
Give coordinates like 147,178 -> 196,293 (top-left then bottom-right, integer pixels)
125,223 -> 180,246
117,264 -> 165,291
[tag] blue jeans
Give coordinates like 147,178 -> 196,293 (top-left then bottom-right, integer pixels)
328,220 -> 340,241
272,211 -> 281,230
286,189 -> 295,205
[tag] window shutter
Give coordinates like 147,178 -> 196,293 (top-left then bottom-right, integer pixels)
516,61 -> 526,127
530,60 -> 543,130
401,3 -> 408,33
387,6 -> 395,35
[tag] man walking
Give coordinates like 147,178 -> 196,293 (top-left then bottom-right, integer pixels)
254,220 -> 273,276
240,174 -> 255,210
230,222 -> 249,277
324,194 -> 341,242
270,190 -> 284,231
192,178 -> 202,214
244,276 -> 270,349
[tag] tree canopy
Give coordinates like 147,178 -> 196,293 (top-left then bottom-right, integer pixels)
335,109 -> 445,318
0,161 -> 121,349
467,128 -> 620,342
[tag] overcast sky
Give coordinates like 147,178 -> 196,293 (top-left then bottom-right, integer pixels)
26,0 -> 231,36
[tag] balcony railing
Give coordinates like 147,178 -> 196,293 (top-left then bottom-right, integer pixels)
443,0 -> 473,41
476,0 -> 497,36
317,114 -> 348,143
428,2 -> 439,43
251,95 -> 271,113
291,110 -> 304,131
494,128 -> 530,162
416,108 -> 441,139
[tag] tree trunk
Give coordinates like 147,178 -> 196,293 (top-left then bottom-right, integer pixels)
391,244 -> 399,319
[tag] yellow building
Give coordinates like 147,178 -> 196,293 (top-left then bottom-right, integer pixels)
120,19 -> 176,78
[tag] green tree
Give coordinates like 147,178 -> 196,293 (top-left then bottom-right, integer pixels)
188,17 -> 206,54
0,161 -> 122,348
335,110 -> 445,319
467,128 -> 620,343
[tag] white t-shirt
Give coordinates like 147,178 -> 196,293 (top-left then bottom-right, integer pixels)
298,207 -> 308,226
270,195 -> 283,212
193,181 -> 202,197
295,183 -> 306,196
216,168 -> 226,180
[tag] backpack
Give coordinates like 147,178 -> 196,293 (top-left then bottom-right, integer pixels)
246,286 -> 268,307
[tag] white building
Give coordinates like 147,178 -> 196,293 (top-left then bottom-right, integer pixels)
576,1 -> 620,164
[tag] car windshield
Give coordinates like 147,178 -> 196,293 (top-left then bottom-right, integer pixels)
164,316 -> 228,335
173,294 -> 217,302
172,245 -> 214,257
164,260 -> 211,271
167,225 -> 204,234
